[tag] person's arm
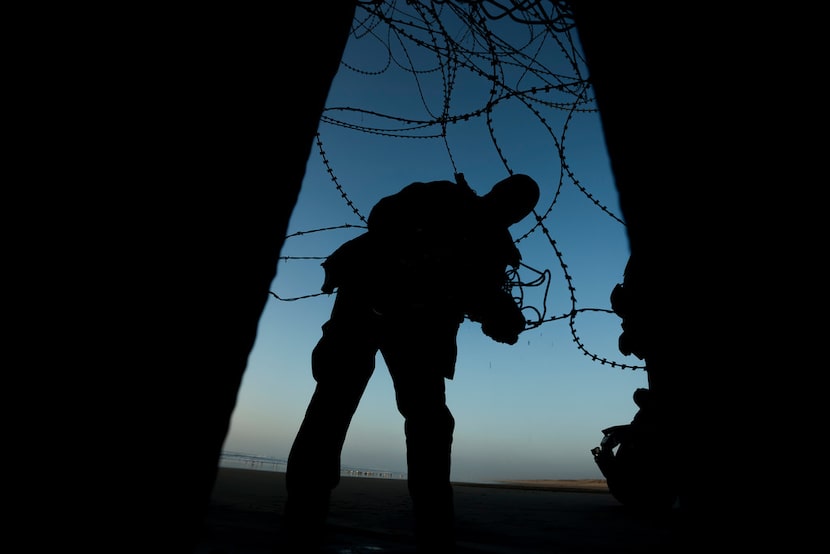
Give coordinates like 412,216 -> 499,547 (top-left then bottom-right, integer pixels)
464,228 -> 526,345
319,233 -> 373,293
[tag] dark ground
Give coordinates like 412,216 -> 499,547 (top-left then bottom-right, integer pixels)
194,468 -> 683,553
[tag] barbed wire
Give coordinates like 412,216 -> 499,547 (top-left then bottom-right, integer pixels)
274,1 -> 644,371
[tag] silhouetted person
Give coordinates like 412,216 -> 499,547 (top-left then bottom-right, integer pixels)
592,386 -> 677,513
569,3 -> 801,548
283,174 -> 540,552
605,254 -> 678,511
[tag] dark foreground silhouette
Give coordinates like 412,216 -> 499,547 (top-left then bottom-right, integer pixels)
63,3 -> 360,552
51,2 -> 807,552
570,2 -> 805,549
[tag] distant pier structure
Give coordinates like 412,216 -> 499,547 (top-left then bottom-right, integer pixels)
341,468 -> 406,480
220,451 -> 405,480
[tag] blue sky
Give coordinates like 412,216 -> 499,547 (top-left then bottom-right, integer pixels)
220,3 -> 648,483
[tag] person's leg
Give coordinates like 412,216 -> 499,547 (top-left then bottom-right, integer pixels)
284,312 -> 378,548
382,316 -> 459,551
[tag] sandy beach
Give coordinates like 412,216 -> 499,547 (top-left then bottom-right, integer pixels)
194,467 -> 681,553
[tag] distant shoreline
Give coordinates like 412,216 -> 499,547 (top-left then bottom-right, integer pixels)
219,452 -> 608,492
217,465 -> 609,494
461,479 -> 609,494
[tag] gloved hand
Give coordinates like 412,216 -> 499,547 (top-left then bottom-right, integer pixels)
481,319 -> 522,345
477,291 -> 526,345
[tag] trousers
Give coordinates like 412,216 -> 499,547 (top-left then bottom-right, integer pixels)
284,286 -> 462,550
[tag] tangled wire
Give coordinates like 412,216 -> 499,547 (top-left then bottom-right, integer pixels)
275,1 -> 643,370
